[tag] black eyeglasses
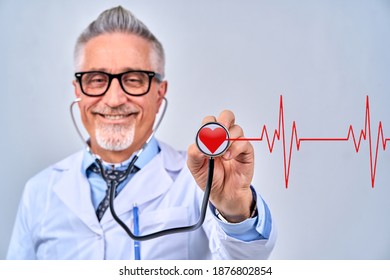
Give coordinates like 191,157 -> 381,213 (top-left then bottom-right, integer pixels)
74,70 -> 163,97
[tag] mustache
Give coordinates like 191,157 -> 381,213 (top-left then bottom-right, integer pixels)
92,104 -> 138,115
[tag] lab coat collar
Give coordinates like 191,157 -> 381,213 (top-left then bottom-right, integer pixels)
52,151 -> 102,234
157,140 -> 187,172
51,141 -> 187,229
80,137 -> 161,173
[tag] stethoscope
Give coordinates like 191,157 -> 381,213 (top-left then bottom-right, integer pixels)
70,97 -> 230,241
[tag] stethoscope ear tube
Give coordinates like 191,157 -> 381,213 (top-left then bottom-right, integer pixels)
70,97 -> 169,158
70,98 -> 91,153
71,96 -> 214,241
109,157 -> 214,241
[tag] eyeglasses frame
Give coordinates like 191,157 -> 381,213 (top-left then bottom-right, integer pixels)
74,70 -> 163,97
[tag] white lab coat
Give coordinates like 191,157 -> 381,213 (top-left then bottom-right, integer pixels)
7,141 -> 276,259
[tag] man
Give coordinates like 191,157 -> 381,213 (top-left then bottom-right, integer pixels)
7,6 -> 276,259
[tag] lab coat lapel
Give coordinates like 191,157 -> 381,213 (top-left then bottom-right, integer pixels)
100,141 -> 186,224
100,152 -> 172,223
52,151 -> 101,234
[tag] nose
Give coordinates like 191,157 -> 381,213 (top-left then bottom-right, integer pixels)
101,77 -> 128,107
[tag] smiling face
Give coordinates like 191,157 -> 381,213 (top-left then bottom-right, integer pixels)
73,32 -> 167,163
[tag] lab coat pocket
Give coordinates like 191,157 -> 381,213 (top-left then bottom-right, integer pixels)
138,206 -> 190,259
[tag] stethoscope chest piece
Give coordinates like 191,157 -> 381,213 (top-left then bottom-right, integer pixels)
196,122 -> 230,157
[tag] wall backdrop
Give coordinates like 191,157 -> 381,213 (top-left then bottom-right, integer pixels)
1,0 -> 389,259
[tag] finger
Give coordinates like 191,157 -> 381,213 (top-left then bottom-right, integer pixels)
228,124 -> 244,139
201,115 -> 217,125
223,124 -> 253,160
223,139 -> 254,161
221,124 -> 242,159
216,110 -> 235,130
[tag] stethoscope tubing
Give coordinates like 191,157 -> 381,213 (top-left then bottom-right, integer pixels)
70,97 -> 214,241
107,156 -> 214,241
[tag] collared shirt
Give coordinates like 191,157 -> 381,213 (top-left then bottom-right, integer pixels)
81,137 -> 271,241
81,137 -> 160,210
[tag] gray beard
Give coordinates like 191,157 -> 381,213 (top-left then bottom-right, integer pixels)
95,122 -> 135,151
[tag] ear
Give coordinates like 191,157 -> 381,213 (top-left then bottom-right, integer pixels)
72,80 -> 82,98
156,80 -> 168,111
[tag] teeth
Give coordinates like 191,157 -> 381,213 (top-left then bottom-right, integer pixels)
103,114 -> 128,120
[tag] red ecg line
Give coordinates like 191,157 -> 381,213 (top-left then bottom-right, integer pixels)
229,96 -> 389,188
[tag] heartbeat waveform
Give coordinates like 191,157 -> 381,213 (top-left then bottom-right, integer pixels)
230,96 -> 389,188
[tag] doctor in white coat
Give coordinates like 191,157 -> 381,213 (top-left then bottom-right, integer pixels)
7,6 -> 276,260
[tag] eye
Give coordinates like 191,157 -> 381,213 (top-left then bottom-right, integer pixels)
122,72 -> 147,87
84,73 -> 108,87
125,77 -> 142,83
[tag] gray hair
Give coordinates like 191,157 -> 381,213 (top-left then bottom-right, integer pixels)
74,6 -> 165,77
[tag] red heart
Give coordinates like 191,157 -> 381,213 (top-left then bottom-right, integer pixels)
199,127 -> 227,153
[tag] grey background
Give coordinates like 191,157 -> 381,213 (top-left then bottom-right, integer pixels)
1,0 -> 389,259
